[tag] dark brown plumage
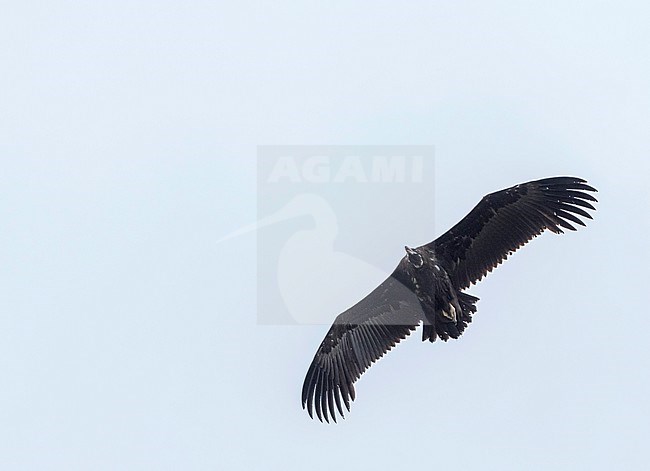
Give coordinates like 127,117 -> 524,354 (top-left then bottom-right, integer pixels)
302,177 -> 597,423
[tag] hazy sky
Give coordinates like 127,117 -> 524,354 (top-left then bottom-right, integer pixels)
1,2 -> 649,470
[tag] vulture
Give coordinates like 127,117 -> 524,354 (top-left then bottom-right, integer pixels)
302,176 -> 597,423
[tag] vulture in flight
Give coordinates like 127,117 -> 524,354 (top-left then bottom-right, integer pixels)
302,176 -> 597,422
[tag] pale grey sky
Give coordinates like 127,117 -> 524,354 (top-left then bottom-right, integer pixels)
1,1 -> 649,470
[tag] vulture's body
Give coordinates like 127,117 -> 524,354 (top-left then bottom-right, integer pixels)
302,177 -> 597,423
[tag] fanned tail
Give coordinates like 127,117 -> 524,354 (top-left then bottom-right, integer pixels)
422,291 -> 479,342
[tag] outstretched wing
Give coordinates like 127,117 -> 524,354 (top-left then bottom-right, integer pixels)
302,258 -> 424,423
428,176 -> 597,290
